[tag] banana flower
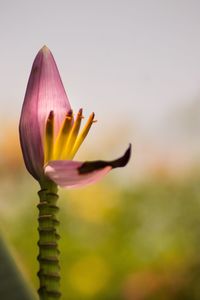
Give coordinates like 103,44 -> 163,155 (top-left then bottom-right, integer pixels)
19,46 -> 131,189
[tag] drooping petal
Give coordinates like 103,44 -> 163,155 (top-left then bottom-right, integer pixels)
44,144 -> 131,189
79,144 -> 131,174
19,46 -> 71,180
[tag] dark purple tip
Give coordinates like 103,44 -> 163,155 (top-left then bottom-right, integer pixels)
48,110 -> 54,119
67,109 -> 73,116
78,144 -> 132,174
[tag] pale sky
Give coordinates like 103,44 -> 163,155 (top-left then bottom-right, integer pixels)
1,0 -> 200,144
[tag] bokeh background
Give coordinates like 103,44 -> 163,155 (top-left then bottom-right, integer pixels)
1,1 -> 200,299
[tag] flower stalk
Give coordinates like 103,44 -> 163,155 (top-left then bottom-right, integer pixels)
37,181 -> 61,299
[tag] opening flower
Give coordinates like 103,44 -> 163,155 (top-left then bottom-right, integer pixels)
19,46 -> 131,189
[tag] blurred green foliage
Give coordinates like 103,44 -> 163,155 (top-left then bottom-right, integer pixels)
0,237 -> 35,299
1,168 -> 200,300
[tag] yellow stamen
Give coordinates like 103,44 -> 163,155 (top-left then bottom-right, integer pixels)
44,111 -> 54,164
61,108 -> 83,159
53,110 -> 73,159
70,112 -> 96,158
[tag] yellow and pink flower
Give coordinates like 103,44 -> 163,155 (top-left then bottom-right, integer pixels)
19,46 -> 131,188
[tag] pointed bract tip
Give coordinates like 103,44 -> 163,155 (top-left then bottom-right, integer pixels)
41,45 -> 50,52
39,45 -> 52,58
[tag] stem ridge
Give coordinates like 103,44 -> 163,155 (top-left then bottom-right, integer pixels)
37,187 -> 61,299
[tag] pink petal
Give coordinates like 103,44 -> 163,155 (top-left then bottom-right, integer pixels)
44,145 -> 131,189
19,46 -> 71,180
45,160 -> 111,189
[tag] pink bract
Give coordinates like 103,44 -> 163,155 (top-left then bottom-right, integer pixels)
19,46 -> 71,180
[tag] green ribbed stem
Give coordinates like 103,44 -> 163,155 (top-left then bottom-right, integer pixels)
37,183 -> 61,300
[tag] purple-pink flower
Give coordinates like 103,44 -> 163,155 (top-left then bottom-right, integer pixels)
19,46 -> 131,188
